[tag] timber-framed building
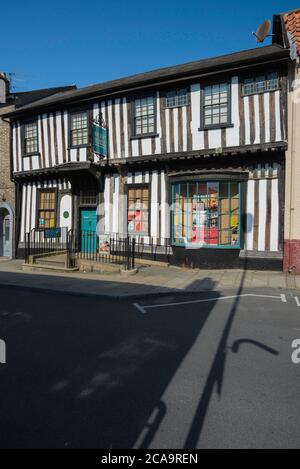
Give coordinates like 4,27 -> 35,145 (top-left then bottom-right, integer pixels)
4,30 -> 291,269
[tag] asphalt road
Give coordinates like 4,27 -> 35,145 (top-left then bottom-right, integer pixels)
0,283 -> 300,449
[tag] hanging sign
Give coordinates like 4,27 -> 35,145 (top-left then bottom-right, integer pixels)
92,113 -> 108,158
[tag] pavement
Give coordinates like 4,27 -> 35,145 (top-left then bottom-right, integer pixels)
0,283 -> 300,448
0,258 -> 299,299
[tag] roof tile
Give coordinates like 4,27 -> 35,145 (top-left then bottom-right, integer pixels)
284,9 -> 300,54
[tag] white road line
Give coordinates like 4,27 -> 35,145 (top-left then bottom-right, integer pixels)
132,302 -> 147,314
133,293 -> 283,314
295,296 -> 300,307
280,294 -> 287,303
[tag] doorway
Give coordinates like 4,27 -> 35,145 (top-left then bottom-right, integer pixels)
80,208 -> 97,253
0,204 -> 14,258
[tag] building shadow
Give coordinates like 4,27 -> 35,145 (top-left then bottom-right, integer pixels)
184,269 -> 247,449
0,276 -> 221,448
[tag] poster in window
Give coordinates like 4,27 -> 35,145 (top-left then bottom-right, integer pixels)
192,198 -> 206,244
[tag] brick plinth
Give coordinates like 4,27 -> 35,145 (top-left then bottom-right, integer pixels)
283,240 -> 300,273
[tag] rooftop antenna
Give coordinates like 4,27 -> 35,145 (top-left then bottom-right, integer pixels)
252,19 -> 272,43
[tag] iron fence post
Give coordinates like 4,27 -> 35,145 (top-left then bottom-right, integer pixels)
132,238 -> 135,270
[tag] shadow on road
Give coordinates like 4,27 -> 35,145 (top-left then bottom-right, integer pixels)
0,277 -> 220,449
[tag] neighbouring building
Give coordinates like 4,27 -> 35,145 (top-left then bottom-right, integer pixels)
0,80 -> 76,258
4,14 -> 296,269
0,72 -> 14,258
279,8 -> 300,274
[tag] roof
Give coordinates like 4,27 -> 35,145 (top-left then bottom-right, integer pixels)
11,85 -> 77,108
283,9 -> 300,55
4,44 -> 289,119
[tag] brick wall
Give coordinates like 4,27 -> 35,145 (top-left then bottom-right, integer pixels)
0,104 -> 14,210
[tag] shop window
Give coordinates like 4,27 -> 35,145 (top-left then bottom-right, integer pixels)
127,186 -> 149,235
171,181 -> 240,248
38,190 -> 56,228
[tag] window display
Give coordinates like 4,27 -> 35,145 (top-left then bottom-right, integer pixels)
172,181 -> 240,248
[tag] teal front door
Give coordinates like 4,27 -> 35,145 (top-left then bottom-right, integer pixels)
80,209 -> 97,253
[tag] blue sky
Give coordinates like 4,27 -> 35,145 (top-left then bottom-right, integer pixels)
1,0 -> 299,92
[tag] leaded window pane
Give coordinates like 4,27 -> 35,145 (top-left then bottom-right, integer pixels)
24,122 -> 38,154
243,73 -> 279,96
203,83 -> 229,127
134,96 -> 155,135
70,111 -> 89,146
166,88 -> 188,108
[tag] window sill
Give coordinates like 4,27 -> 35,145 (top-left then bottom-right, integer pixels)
164,104 -> 190,109
68,145 -> 89,150
130,133 -> 159,140
198,123 -> 234,131
22,152 -> 40,158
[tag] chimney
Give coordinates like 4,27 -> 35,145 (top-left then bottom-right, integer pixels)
0,72 -> 10,104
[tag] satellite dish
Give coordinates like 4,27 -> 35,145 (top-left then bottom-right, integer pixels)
253,20 -> 271,43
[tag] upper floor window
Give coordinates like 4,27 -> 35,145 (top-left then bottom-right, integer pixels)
70,111 -> 89,147
243,73 -> 279,96
23,121 -> 38,155
166,88 -> 188,108
203,83 -> 230,128
133,96 -> 155,136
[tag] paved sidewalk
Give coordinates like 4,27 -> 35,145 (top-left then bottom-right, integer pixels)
0,258 -> 298,298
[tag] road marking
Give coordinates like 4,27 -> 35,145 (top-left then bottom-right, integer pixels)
295,296 -> 300,307
280,294 -> 287,303
132,302 -> 147,314
133,293 -> 284,314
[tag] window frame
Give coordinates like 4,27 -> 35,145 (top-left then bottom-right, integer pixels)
127,183 -> 150,236
242,72 -> 280,97
170,180 -> 241,249
200,80 -> 233,131
69,108 -> 91,149
131,94 -> 158,139
36,188 -> 57,230
165,88 -> 189,108
21,119 -> 39,157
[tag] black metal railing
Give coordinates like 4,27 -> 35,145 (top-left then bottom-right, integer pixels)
77,231 -> 135,270
25,228 -> 172,270
25,227 -> 70,262
129,235 -> 172,263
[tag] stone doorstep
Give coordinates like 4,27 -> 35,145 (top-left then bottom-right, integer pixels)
22,263 -> 79,273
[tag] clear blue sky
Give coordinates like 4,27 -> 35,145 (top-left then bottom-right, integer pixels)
1,0 -> 299,92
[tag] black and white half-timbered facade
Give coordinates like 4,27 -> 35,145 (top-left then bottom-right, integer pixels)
5,43 -> 289,268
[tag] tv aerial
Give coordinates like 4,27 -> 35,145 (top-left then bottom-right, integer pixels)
252,19 -> 272,43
